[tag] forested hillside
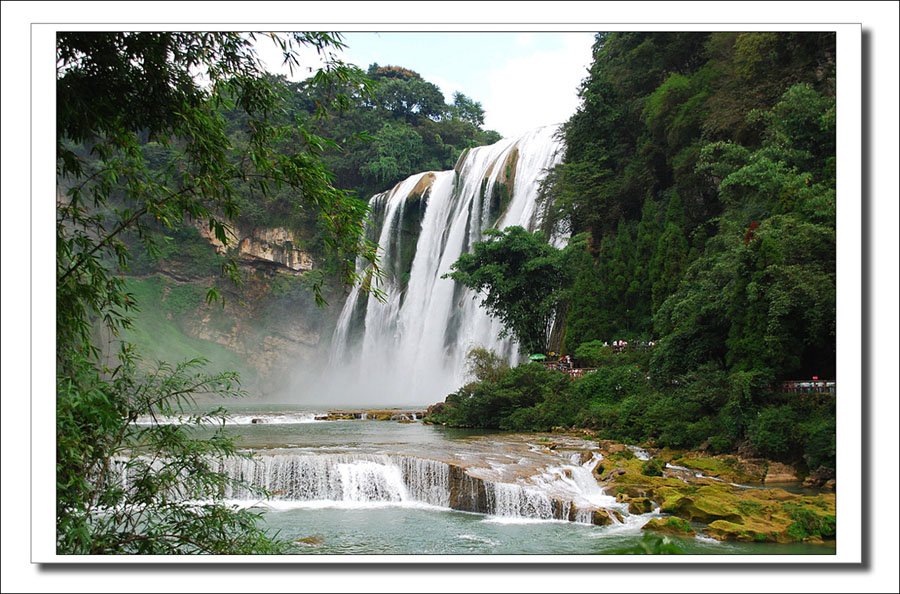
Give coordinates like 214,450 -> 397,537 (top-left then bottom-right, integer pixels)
430,32 -> 837,473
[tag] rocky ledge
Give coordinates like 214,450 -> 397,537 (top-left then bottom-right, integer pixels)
594,448 -> 836,545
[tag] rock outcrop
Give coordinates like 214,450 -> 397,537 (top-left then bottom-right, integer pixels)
196,221 -> 314,273
803,466 -> 836,490
606,451 -> 836,544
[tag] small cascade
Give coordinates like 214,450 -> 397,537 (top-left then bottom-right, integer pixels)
113,451 -> 631,525
485,482 -> 557,520
326,126 -> 565,405
213,454 -> 450,507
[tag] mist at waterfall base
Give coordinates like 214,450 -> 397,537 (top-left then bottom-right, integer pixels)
301,125 -> 566,407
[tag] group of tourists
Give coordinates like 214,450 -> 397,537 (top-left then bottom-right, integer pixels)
544,354 -> 574,371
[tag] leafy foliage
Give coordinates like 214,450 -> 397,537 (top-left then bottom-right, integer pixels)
294,62 -> 502,201
56,32 -> 375,554
431,33 -> 835,471
443,227 -> 575,355
57,348 -> 291,554
604,533 -> 686,555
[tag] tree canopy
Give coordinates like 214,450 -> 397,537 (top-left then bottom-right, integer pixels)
444,227 -> 575,355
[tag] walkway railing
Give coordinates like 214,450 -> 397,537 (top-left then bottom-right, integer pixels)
780,380 -> 835,393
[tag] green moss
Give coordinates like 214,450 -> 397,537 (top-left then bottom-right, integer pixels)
665,517 -> 695,533
642,517 -> 696,537
737,500 -> 762,516
670,455 -> 761,483
782,503 -> 836,540
609,449 -> 636,461
641,458 -> 665,476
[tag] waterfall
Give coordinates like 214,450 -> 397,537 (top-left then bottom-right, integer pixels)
326,125 -> 565,405
212,454 -> 451,508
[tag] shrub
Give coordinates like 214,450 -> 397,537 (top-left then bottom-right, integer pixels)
641,458 -> 665,476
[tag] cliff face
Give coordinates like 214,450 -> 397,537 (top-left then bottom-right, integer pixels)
197,222 -> 315,272
125,221 -> 347,400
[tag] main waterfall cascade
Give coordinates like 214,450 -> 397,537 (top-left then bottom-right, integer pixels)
327,125 -> 567,405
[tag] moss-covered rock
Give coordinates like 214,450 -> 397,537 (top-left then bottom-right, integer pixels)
642,517 -> 697,537
590,508 -> 624,526
628,497 -> 654,514
669,454 -> 767,483
605,447 -> 837,545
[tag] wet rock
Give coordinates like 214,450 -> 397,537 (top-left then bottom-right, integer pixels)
599,468 -> 626,482
447,466 -> 488,513
251,418 -> 264,424
628,497 -> 654,514
803,466 -> 836,488
764,462 -> 799,483
590,509 -> 617,526
551,498 -> 576,522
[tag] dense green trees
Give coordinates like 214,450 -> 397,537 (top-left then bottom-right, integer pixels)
56,32 -> 376,554
548,32 -> 835,371
433,32 -> 836,472
443,227 -> 575,355
293,63 -> 501,201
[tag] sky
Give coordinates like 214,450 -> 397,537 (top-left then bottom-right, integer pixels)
255,31 -> 596,138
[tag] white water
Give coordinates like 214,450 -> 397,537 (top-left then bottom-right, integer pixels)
213,454 -> 451,508
202,451 -> 625,524
325,126 -> 565,405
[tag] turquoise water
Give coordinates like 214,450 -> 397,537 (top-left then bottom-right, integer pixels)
261,505 -> 831,555
180,404 -> 834,556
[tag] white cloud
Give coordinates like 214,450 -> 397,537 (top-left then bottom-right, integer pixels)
423,74 -> 466,105
482,33 -> 594,138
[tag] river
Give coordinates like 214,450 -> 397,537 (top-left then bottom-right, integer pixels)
156,404 -> 832,556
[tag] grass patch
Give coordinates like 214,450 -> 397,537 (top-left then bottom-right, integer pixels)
122,275 -> 255,385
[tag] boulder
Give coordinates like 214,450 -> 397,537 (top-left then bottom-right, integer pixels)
597,441 -> 628,456
590,508 -> 621,526
736,439 -> 758,458
642,517 -> 696,537
803,466 -> 836,488
670,494 -> 743,524
627,497 -> 654,515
